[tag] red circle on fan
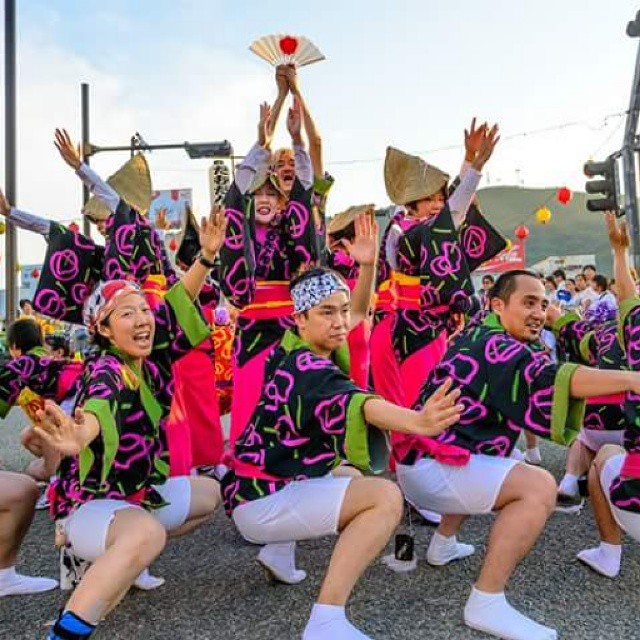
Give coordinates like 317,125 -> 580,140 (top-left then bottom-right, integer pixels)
279,36 -> 298,55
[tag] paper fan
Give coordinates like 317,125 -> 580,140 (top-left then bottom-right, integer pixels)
249,34 -> 325,68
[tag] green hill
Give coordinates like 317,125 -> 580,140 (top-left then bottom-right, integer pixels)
476,186 -> 613,274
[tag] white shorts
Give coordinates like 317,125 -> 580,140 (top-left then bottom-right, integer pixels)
64,476 -> 192,562
232,476 -> 352,544
600,454 -> 640,543
578,429 -> 624,452
397,454 -> 519,515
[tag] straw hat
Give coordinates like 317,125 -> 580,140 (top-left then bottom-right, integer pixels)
384,146 -> 449,206
247,165 -> 287,199
175,206 -> 201,267
327,204 -> 375,237
83,153 -> 152,221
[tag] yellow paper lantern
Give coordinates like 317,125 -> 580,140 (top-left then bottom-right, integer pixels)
0,221 -> 6,235
15,262 -> 21,273
536,207 -> 552,224
505,239 -> 513,251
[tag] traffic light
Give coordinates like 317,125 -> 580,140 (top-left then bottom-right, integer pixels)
584,157 -> 619,213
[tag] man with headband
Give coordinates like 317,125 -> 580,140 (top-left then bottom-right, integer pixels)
222,222 -> 464,639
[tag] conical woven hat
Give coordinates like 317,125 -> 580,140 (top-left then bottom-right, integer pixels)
83,153 -> 152,221
176,206 -> 201,267
384,146 -> 449,206
328,204 -> 375,236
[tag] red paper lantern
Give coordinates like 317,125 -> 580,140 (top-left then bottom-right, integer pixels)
168,238 -> 178,252
515,224 -> 529,241
279,36 -> 298,56
69,222 -> 80,233
31,268 -> 40,279
557,187 -> 572,205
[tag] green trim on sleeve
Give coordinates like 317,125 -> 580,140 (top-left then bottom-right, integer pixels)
551,311 -> 580,337
579,332 -> 595,364
82,398 -> 120,485
344,393 -> 389,473
0,397 -> 12,419
164,281 -> 210,348
313,174 -> 335,197
618,297 -> 640,351
550,363 -> 585,446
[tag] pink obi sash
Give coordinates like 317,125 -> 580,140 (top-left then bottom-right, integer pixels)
393,435 -> 470,467
56,362 -> 83,402
232,459 -> 284,482
621,453 -> 640,479
586,393 -> 625,406
240,281 -> 294,320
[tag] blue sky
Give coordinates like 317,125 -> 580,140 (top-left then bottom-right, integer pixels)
0,0 -> 638,277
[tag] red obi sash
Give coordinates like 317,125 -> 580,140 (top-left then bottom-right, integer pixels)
375,279 -> 397,313
240,281 -> 294,320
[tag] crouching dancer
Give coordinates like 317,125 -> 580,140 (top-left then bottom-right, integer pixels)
396,269 -> 640,640
577,213 -> 640,578
34,208 -> 227,639
222,242 -> 464,638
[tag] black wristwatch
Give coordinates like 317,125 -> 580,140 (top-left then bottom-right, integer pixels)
197,252 -> 217,269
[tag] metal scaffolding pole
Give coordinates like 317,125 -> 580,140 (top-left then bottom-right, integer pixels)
4,0 -> 17,321
81,82 -> 91,237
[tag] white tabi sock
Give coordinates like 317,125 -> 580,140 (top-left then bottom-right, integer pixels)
0,565 -> 58,597
577,542 -> 622,578
133,568 -> 166,590
464,587 -> 557,640
427,531 -> 475,566
303,604 -> 370,640
558,473 -> 580,497
525,447 -> 542,465
257,541 -> 307,584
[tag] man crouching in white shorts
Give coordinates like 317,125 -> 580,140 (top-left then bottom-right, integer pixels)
395,269 -> 640,640
222,262 -> 463,640
577,213 -> 640,579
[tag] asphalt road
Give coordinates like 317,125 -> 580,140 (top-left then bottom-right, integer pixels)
1,407 -> 639,639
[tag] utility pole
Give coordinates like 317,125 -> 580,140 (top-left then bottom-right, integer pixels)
81,82 -> 91,237
623,10 -> 640,273
4,0 -> 17,321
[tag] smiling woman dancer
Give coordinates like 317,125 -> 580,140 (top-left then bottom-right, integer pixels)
35,208 -> 227,640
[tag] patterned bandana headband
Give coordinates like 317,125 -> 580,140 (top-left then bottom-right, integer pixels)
291,271 -> 350,314
83,280 -> 143,333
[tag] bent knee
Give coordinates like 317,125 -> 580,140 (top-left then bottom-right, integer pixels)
594,444 -> 624,471
527,468 -> 557,512
0,473 -> 39,508
375,480 -> 404,522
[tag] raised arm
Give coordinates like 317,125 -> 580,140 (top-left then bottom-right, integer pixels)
607,212 -> 636,303
448,121 -> 499,229
266,65 -> 290,142
286,66 -> 323,179
54,128 -> 119,214
287,98 -> 313,189
343,212 -> 378,328
180,205 -> 227,301
234,104 -> 273,195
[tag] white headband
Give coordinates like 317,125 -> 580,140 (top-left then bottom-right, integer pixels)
291,272 -> 350,314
